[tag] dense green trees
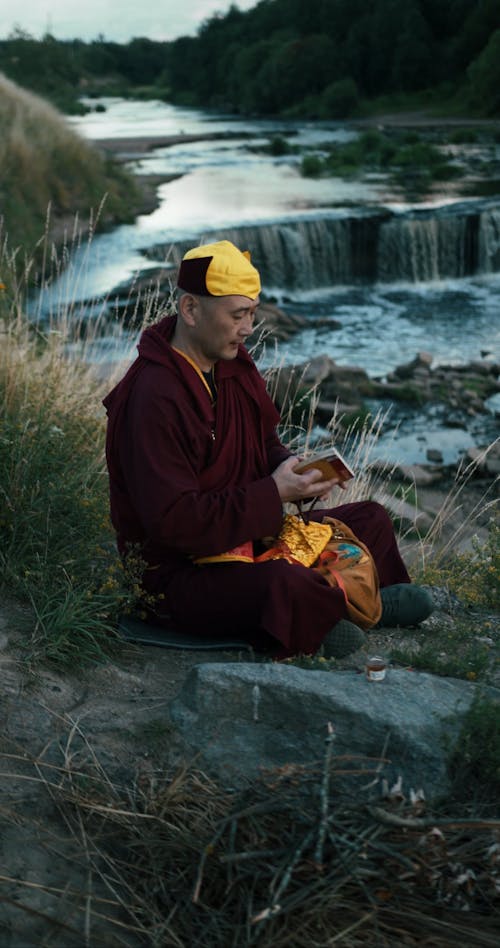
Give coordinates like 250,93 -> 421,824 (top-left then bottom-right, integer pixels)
159,0 -> 500,116
0,0 -> 498,117
0,29 -> 83,112
467,29 -> 500,115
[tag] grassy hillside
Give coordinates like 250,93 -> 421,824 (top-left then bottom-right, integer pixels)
0,73 -> 140,272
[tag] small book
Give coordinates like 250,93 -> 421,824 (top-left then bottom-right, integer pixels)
293,447 -> 355,484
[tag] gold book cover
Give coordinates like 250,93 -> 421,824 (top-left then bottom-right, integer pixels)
294,448 -> 355,484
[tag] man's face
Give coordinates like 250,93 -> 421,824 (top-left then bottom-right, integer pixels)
193,294 -> 260,366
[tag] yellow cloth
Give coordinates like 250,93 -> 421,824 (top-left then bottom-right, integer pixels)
194,517 -> 332,568
256,515 -> 333,568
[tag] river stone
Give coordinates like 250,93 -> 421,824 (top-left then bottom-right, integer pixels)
315,399 -> 362,423
470,359 -> 498,375
170,663 -> 498,800
465,445 -> 492,470
299,354 -> 337,384
373,490 -> 434,531
395,463 -> 441,486
393,351 -> 433,379
253,301 -> 307,340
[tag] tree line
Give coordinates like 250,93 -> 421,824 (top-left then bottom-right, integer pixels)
0,0 -> 499,117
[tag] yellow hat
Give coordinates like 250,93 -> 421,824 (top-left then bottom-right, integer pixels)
177,240 -> 261,299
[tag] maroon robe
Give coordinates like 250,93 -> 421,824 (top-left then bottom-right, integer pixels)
103,315 -> 410,658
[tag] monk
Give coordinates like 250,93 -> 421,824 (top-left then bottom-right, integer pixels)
103,240 -> 433,658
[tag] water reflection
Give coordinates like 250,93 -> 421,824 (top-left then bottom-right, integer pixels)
137,166 -> 384,235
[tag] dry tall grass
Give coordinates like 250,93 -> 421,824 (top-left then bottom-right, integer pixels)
1,727 -> 498,947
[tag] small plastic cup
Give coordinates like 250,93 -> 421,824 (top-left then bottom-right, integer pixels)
366,656 -> 387,681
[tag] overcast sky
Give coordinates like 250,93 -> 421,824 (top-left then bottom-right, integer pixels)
3,0 -> 258,43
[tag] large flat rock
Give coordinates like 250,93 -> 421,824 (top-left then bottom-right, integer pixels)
170,663 -> 499,799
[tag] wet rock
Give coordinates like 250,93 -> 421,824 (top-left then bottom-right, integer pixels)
469,359 -> 499,375
426,448 -> 444,463
283,346 -> 497,423
485,457 -> 500,476
252,302 -> 309,341
272,357 -> 371,415
295,354 -> 337,384
413,367 -> 432,381
444,413 -> 468,429
393,351 -> 433,379
321,364 -> 374,402
373,490 -> 434,531
395,463 -> 442,486
465,443 -> 500,476
315,399 -> 361,425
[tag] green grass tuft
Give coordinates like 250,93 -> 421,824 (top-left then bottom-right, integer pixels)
417,518 -> 500,612
0,283 -> 137,666
448,693 -> 500,805
390,624 -> 493,682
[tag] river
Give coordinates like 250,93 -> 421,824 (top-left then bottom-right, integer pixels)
43,97 -> 500,464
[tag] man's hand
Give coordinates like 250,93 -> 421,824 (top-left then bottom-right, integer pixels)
271,456 -> 344,503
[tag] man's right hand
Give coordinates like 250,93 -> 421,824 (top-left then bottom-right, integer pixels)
271,456 -> 341,503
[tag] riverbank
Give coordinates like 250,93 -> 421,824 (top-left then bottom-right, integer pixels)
352,111 -> 500,129
94,113 -> 500,158
96,129 -> 252,160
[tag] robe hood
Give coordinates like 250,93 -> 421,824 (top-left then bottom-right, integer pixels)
103,313 -> 259,421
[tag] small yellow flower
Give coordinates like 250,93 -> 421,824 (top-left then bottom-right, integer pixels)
466,671 -> 477,681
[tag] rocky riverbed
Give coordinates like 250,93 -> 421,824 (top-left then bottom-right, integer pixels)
269,346 -> 500,435
97,275 -> 500,441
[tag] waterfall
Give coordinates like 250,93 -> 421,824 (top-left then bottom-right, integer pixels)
376,213 -> 480,282
183,212 -> 389,289
479,206 -> 500,273
157,199 -> 500,290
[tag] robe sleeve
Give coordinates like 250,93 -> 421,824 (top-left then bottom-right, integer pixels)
119,378 -> 285,558
265,429 -> 292,471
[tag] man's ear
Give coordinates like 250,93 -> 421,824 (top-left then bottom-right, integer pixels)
178,292 -> 199,327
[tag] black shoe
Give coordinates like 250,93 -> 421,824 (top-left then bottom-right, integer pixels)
378,584 -> 434,628
321,620 -> 366,659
